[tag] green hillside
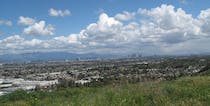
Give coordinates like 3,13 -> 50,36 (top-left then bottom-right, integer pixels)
1,76 -> 210,106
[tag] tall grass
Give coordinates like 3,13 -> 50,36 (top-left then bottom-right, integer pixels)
1,76 -> 210,106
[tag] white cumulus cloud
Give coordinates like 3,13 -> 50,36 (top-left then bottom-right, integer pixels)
23,21 -> 55,36
115,11 -> 135,21
49,8 -> 71,17
18,16 -> 36,25
17,16 -> 55,36
0,20 -> 12,26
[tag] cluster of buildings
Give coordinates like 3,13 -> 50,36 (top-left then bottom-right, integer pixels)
0,78 -> 58,96
0,56 -> 209,95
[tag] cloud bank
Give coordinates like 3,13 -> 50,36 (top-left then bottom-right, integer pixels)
1,4 -> 210,55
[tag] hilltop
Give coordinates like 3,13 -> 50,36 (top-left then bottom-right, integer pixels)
0,76 -> 210,106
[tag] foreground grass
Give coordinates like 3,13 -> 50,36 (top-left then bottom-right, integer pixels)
1,76 -> 210,106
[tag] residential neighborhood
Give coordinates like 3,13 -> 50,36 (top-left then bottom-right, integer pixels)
0,55 -> 209,95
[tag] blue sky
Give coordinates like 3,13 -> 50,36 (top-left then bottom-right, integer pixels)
0,0 -> 210,55
1,0 -> 209,37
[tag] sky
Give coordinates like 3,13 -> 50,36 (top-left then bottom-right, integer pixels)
0,0 -> 210,55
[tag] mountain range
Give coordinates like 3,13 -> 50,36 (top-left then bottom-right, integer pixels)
0,52 -> 118,63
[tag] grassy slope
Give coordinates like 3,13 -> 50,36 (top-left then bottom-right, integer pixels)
1,76 -> 210,106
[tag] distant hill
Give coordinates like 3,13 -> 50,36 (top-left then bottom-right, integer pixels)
0,52 -> 117,63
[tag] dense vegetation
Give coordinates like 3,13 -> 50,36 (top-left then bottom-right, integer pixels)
0,76 -> 210,106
